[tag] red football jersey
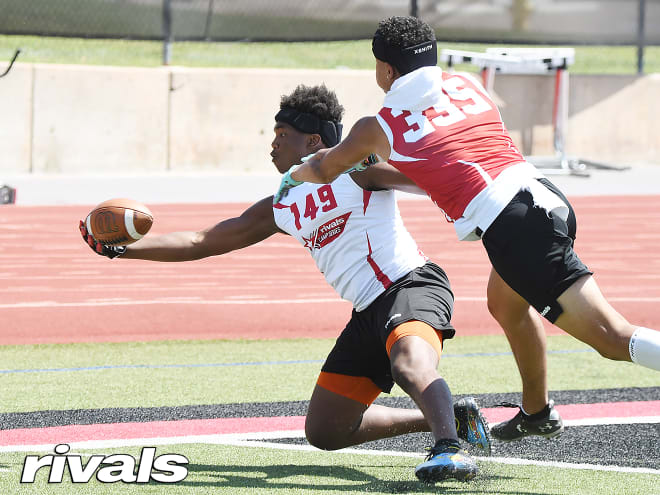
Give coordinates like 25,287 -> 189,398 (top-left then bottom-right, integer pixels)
377,70 -> 525,221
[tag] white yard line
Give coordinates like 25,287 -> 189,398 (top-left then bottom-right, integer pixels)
2,296 -> 660,309
2,428 -> 658,475
564,416 -> 660,426
0,298 -> 345,309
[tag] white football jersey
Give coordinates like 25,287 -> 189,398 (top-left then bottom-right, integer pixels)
273,174 -> 426,311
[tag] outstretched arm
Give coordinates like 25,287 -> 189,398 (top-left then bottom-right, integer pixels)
81,197 -> 282,261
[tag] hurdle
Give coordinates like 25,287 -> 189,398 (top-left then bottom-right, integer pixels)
440,47 -> 629,176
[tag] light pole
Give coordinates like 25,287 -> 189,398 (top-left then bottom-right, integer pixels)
410,0 -> 418,18
637,0 -> 647,74
162,0 -> 173,66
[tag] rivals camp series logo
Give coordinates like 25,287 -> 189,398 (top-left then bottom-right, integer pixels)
20,444 -> 189,484
302,212 -> 351,251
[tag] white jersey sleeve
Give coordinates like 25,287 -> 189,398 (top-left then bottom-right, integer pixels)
273,174 -> 427,311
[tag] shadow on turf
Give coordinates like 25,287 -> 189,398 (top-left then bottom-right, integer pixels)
182,463 -> 528,493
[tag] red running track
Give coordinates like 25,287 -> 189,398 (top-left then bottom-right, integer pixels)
1,196 -> 659,345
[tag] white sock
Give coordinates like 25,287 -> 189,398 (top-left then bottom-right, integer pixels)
629,327 -> 660,371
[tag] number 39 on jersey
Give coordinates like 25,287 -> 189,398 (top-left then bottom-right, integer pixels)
399,75 -> 493,143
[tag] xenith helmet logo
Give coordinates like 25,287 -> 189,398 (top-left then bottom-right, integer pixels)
414,44 -> 433,54
20,444 -> 189,484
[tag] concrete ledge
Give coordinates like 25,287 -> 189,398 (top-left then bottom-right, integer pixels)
3,64 -> 660,178
2,173 -> 280,206
3,165 -> 659,206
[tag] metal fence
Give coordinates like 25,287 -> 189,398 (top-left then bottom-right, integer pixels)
1,0 -> 658,44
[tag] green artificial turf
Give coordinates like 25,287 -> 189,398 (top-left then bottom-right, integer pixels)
0,443 -> 657,494
1,335 -> 658,414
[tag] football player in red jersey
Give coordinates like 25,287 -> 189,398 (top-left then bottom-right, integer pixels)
274,16 -> 660,442
82,84 -> 490,483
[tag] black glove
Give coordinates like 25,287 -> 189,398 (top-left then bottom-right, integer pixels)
79,220 -> 126,259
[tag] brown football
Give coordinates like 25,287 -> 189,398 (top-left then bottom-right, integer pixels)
85,198 -> 153,246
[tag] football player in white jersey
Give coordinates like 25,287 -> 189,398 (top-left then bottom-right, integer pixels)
274,16 -> 660,443
81,84 -> 490,483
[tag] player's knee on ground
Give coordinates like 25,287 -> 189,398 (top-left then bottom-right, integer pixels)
304,415 -> 352,451
305,379 -> 380,450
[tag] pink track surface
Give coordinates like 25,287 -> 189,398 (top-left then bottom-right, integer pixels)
3,401 -> 659,447
1,196 -> 659,345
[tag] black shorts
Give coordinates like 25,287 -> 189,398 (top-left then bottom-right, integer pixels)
482,178 -> 592,322
539,178 -> 577,240
321,261 -> 455,394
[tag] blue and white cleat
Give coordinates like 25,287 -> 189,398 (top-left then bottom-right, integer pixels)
454,397 -> 492,455
415,440 -> 478,483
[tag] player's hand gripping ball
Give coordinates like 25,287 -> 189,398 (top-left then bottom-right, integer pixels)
80,198 -> 153,258
85,198 -> 153,246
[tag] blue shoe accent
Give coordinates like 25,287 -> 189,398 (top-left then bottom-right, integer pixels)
454,397 -> 492,455
415,440 -> 478,483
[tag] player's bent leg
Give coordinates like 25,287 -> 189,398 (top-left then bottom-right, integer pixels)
486,269 -> 564,441
487,268 -> 550,415
388,321 -> 478,482
306,381 -> 491,453
556,274 -> 660,371
555,274 -> 636,361
388,323 -> 455,442
305,381 -> 428,451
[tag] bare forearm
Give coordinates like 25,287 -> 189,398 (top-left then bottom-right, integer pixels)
122,201 -> 278,262
122,231 -> 208,262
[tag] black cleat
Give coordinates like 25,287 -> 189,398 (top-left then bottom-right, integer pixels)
491,400 -> 564,441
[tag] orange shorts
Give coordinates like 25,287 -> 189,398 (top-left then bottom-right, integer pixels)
317,321 -> 445,405
317,262 -> 454,405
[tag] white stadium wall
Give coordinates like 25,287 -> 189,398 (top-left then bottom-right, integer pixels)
494,72 -> 660,165
2,63 -> 659,178
0,64 -> 32,174
166,67 -> 385,174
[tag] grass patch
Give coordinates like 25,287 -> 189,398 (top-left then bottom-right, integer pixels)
1,35 -> 659,74
0,0 -> 378,41
0,443 -> 658,494
1,335 -> 658,414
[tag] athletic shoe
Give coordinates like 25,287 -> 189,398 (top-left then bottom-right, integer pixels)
454,397 -> 492,455
490,400 -> 564,441
415,439 -> 478,483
